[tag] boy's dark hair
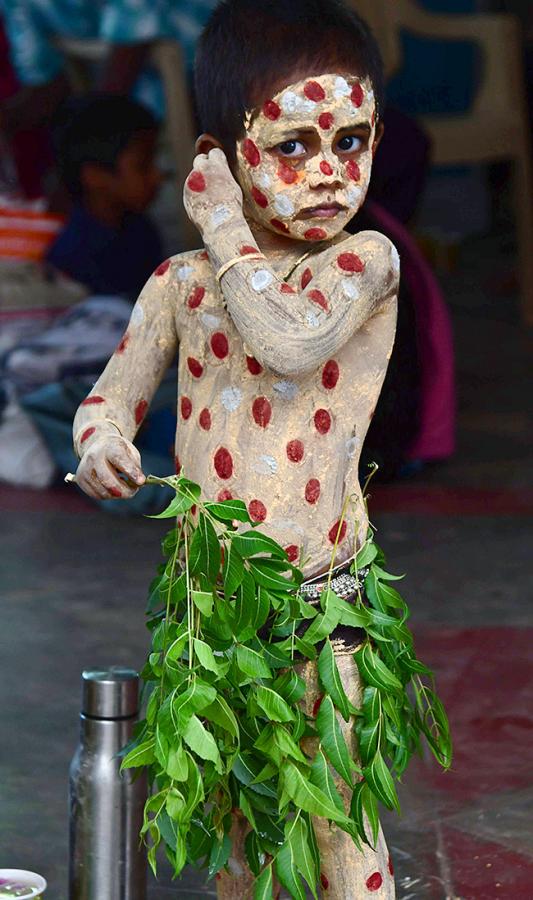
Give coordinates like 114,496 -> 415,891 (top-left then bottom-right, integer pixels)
53,93 -> 157,198
195,0 -> 384,160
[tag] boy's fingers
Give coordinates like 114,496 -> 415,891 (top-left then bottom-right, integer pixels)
107,446 -> 145,486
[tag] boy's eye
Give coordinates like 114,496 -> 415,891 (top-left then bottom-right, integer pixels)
337,135 -> 363,153
276,140 -> 306,157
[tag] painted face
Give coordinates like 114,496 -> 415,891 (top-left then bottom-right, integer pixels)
235,73 -> 376,243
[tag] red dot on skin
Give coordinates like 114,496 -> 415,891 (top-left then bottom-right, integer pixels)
305,478 -> 321,504
313,695 -> 324,717
346,159 -> 360,182
263,99 -> 281,120
337,252 -> 365,273
242,138 -> 261,167
249,499 -> 267,522
199,408 -> 211,430
252,396 -> 272,427
214,447 -> 233,479
80,426 -> 96,443
81,395 -> 105,406
117,332 -> 129,353
135,399 -> 148,425
154,258 -> 170,276
320,160 -> 333,176
211,332 -> 229,359
388,857 -> 394,877
320,873 -> 329,890
187,286 -> 205,308
280,282 -> 296,293
351,82 -> 364,108
198,249 -> 209,260
175,456 -> 181,474
187,171 -> 206,192
218,489 -> 233,501
246,355 -> 263,375
304,80 -> 326,102
366,872 -> 383,892
278,162 -> 298,185
108,486 -> 122,498
328,519 -> 347,544
240,244 -> 258,255
286,439 -> 304,462
318,111 -> 334,130
180,396 -> 192,420
251,187 -> 268,208
286,544 -> 299,562
309,289 -> 329,311
304,227 -> 327,241
301,267 -> 313,289
314,409 -> 331,434
270,218 -> 289,233
187,357 -> 204,378
322,359 -> 340,389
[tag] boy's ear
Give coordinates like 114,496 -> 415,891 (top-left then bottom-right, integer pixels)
372,121 -> 385,155
195,133 -> 224,155
81,162 -> 114,192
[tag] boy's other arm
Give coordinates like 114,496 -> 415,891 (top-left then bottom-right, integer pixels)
73,261 -> 179,500
184,149 -> 399,377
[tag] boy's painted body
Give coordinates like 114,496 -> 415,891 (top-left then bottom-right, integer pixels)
73,73 -> 398,896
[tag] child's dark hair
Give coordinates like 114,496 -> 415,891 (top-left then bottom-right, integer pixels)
195,0 -> 384,159
53,93 -> 157,198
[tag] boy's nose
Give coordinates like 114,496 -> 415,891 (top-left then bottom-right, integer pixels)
308,155 -> 343,189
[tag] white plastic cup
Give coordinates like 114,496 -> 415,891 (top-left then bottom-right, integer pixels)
0,871 -> 47,899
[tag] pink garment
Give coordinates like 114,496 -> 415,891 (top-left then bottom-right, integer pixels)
367,199 -> 455,461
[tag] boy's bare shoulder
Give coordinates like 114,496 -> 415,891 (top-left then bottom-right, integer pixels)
164,247 -> 216,306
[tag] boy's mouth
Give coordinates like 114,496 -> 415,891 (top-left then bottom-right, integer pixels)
298,202 -> 346,219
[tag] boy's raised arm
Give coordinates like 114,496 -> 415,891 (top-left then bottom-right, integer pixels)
184,149 -> 399,377
72,263 -> 178,499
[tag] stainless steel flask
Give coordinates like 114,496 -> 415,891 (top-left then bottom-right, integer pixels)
69,667 -> 147,900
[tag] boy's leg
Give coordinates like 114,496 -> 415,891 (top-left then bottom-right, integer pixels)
298,652 -> 395,898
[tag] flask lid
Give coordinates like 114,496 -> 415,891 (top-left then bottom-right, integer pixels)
81,667 -> 139,719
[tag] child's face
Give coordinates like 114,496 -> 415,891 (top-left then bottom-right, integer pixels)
112,130 -> 162,214
235,73 -> 376,242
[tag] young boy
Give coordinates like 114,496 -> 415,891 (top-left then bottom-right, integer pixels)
47,94 -> 163,299
72,1 -> 398,894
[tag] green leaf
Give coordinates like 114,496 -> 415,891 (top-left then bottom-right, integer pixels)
231,530 -> 287,559
172,679 -> 217,730
239,789 -> 258,831
232,754 -> 278,798
315,695 -> 353,787
371,563 -> 405,582
282,761 -> 351,826
203,694 -> 239,741
205,498 -> 251,522
272,670 -> 306,704
147,489 -> 197,518
208,832 -> 232,878
190,513 -> 221,582
361,780 -> 380,846
191,590 -> 214,617
182,753 -> 205,819
309,749 -> 345,814
275,836 -> 306,900
363,750 -> 400,812
354,541 -> 378,568
302,592 -> 341,644
273,725 -> 307,763
166,742 -> 189,781
245,830 -> 264,877
120,736 -> 156,770
166,787 -> 186,823
354,643 -> 403,694
183,715 -> 222,771
259,640 -> 292,669
223,541 -> 245,600
236,645 -> 272,680
193,637 -> 220,674
255,685 -> 295,722
317,640 -> 353,721
253,863 -> 273,900
292,817 -> 318,898
350,781 -> 373,847
248,560 -> 298,593
358,719 -> 381,766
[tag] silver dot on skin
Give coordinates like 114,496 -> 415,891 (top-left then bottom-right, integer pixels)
346,436 -> 360,458
306,311 -> 321,328
177,265 -> 194,281
273,380 -> 299,400
251,269 -> 274,292
130,304 -> 144,325
280,90 -> 298,114
211,205 -> 232,228
252,455 -> 279,476
220,386 -> 242,411
274,194 -> 295,217
257,172 -> 272,189
346,186 -> 362,206
334,76 -> 351,98
342,278 -> 360,300
201,313 -> 221,329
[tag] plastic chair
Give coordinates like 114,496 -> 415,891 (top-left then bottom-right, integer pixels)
351,0 -> 533,324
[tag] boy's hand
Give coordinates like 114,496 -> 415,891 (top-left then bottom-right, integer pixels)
75,434 -> 145,500
183,148 -> 243,235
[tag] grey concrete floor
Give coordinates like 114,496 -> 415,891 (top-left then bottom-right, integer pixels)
1,231 -> 532,899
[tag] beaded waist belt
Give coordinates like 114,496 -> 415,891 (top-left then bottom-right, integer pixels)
299,558 -> 369,604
